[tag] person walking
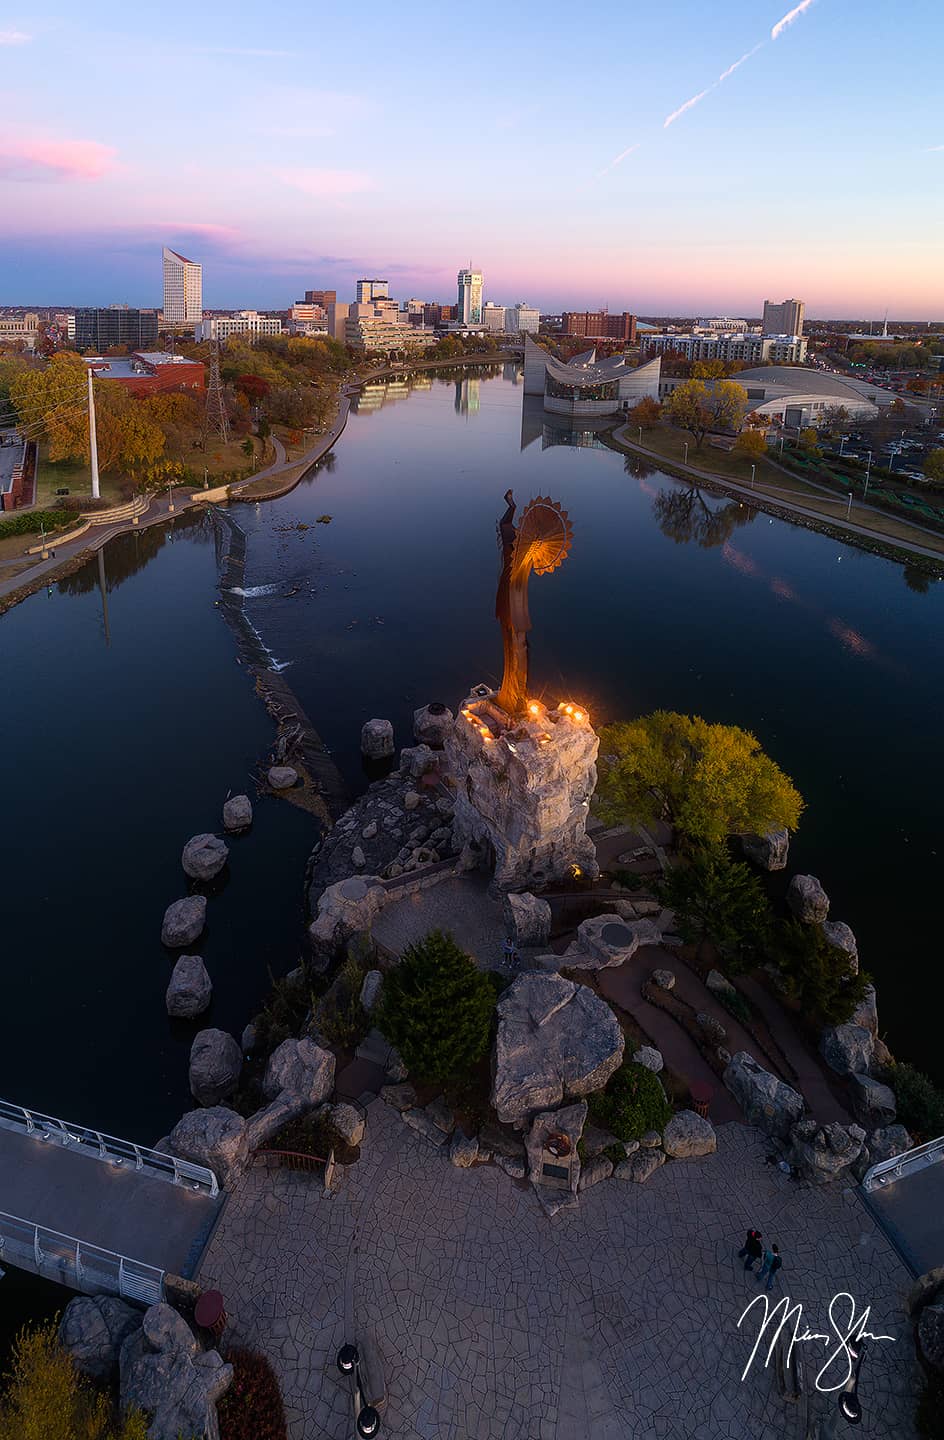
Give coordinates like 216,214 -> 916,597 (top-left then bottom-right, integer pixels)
758,1244 -> 783,1292
502,937 -> 519,970
738,1229 -> 763,1272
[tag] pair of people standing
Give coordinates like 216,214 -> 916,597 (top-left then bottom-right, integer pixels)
738,1229 -> 783,1291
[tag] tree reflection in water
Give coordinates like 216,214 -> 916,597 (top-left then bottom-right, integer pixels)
56,509 -> 212,597
652,480 -> 757,550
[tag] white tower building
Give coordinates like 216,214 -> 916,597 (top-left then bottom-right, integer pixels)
163,247 -> 203,328
457,267 -> 484,325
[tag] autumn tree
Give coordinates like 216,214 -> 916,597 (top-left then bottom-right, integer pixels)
692,359 -> 727,381
0,1321 -> 148,1440
596,711 -> 804,848
924,449 -> 944,486
798,427 -> 821,455
663,380 -> 713,448
711,379 -> 749,433
7,351 -> 89,461
733,429 -> 767,460
627,396 -> 661,430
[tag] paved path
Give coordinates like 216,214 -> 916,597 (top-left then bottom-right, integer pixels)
372,872 -> 507,967
738,976 -> 853,1126
199,1098 -> 918,1440
612,425 -> 944,562
0,1125 -> 220,1278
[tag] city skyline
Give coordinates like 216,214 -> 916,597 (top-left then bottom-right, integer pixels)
2,0 -> 943,317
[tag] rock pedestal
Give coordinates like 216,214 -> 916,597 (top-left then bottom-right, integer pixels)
166,955 -> 212,1018
222,793 -> 253,832
181,834 -> 228,881
361,718 -> 395,760
723,1051 -> 805,1139
189,1029 -> 242,1106
445,688 -> 600,891
413,702 -> 454,749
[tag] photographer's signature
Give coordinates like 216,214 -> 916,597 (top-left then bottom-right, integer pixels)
737,1291 -> 896,1392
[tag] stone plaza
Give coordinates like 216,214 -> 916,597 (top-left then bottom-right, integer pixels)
198,1097 -> 920,1439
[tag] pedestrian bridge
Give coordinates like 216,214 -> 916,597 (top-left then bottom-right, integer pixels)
0,1098 -> 222,1305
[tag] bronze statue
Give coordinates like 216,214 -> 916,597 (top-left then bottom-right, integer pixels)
495,489 -> 573,716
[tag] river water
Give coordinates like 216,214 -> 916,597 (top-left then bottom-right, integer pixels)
1,362 -> 942,1343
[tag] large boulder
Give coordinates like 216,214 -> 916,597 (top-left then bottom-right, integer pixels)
161,896 -> 206,949
189,1028 -> 242,1106
821,921 -> 859,975
786,874 -> 829,924
262,1037 -> 335,1104
448,1129 -> 479,1168
308,875 -> 388,961
633,1045 -> 664,1074
503,891 -> 552,948
360,969 -> 384,1013
849,1073 -> 896,1129
741,828 -> 790,871
181,833 -> 228,882
820,1024 -> 874,1078
59,1296 -> 141,1381
412,703 -> 454,750
167,1106 -> 247,1188
560,914 -> 661,971
165,955 -> 212,1019
267,765 -> 298,790
327,1101 -> 365,1147
525,1101 -> 587,1191
866,1124 -> 913,1167
492,971 -> 624,1126
614,1148 -> 665,1184
706,969 -> 737,1000
243,1090 -> 313,1152
789,1119 -> 867,1184
222,793 -> 253,832
119,1304 -> 232,1440
663,1109 -> 717,1159
361,719 -> 394,760
723,1052 -> 805,1139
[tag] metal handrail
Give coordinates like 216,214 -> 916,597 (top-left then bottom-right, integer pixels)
861,1133 -> 944,1192
0,1208 -> 164,1304
0,1097 -> 218,1197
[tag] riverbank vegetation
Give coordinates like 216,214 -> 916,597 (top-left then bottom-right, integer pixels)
0,1321 -> 146,1440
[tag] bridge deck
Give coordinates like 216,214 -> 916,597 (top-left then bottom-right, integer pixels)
0,1125 -> 221,1278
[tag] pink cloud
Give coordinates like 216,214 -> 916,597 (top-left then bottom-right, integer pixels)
0,135 -> 116,181
0,28 -> 31,44
279,168 -> 373,197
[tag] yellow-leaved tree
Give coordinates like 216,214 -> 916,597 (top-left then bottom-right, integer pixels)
596,711 -> 804,848
0,1322 -> 147,1440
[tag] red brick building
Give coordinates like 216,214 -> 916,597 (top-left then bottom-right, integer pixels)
561,311 -> 638,343
87,351 -> 205,396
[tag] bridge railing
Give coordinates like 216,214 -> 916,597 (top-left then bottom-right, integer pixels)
0,1209 -> 164,1305
861,1134 -> 944,1192
0,1097 -> 218,1197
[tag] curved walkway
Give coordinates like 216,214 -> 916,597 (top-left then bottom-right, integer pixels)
612,425 -> 944,563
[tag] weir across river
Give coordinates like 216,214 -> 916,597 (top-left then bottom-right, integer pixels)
0,1098 -> 221,1304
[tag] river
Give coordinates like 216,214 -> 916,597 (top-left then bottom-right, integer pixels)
1,362 -> 941,1345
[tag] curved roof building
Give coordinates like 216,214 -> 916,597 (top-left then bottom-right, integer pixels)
523,334 -> 660,417
733,366 -> 898,425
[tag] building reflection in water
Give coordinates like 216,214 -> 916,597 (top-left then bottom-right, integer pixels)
519,396 -> 611,452
454,376 -> 480,417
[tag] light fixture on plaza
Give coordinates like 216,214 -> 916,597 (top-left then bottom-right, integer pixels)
573,710 -> 584,722
356,1407 -> 381,1437
337,1344 -> 358,1375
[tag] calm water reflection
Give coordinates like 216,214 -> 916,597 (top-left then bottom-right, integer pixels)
235,366 -> 943,1077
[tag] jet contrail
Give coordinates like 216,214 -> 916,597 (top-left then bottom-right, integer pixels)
664,42 -> 765,128
772,0 -> 816,40
595,142 -> 641,179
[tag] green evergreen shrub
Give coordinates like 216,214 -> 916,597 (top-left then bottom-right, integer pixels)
587,1060 -> 672,1142
375,929 -> 495,1086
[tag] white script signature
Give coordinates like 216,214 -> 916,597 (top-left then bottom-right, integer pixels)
737,1291 -> 896,1391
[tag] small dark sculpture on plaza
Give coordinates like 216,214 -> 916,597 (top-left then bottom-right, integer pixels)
495,489 -> 573,716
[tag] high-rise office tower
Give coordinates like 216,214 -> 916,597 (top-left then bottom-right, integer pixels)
303,289 -> 337,307
162,247 -> 203,327
355,279 -> 389,303
457,267 -> 484,325
762,298 -> 804,336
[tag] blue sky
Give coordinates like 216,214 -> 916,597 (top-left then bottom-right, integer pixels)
1,0 -> 943,316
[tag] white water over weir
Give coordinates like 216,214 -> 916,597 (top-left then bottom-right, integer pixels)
0,1098 -> 221,1301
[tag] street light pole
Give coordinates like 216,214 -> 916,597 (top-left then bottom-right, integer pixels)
638,425 -> 643,444
683,441 -> 689,465
167,481 -> 175,513
847,491 -> 853,519
87,367 -> 100,500
750,464 -> 756,489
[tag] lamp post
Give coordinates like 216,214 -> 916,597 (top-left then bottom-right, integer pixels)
167,480 -> 175,514
847,490 -> 853,519
819,1338 -> 865,1437
839,435 -> 846,456
336,1345 -> 381,1437
750,464 -> 756,489
864,451 -> 872,500
683,441 -> 689,465
39,520 -> 49,560
638,425 -> 643,444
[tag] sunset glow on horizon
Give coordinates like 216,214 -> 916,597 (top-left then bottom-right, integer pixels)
2,0 -> 943,317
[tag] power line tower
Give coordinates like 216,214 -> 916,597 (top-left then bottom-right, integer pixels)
205,339 -> 230,444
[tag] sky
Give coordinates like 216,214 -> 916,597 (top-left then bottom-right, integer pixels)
1,0 -> 943,318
